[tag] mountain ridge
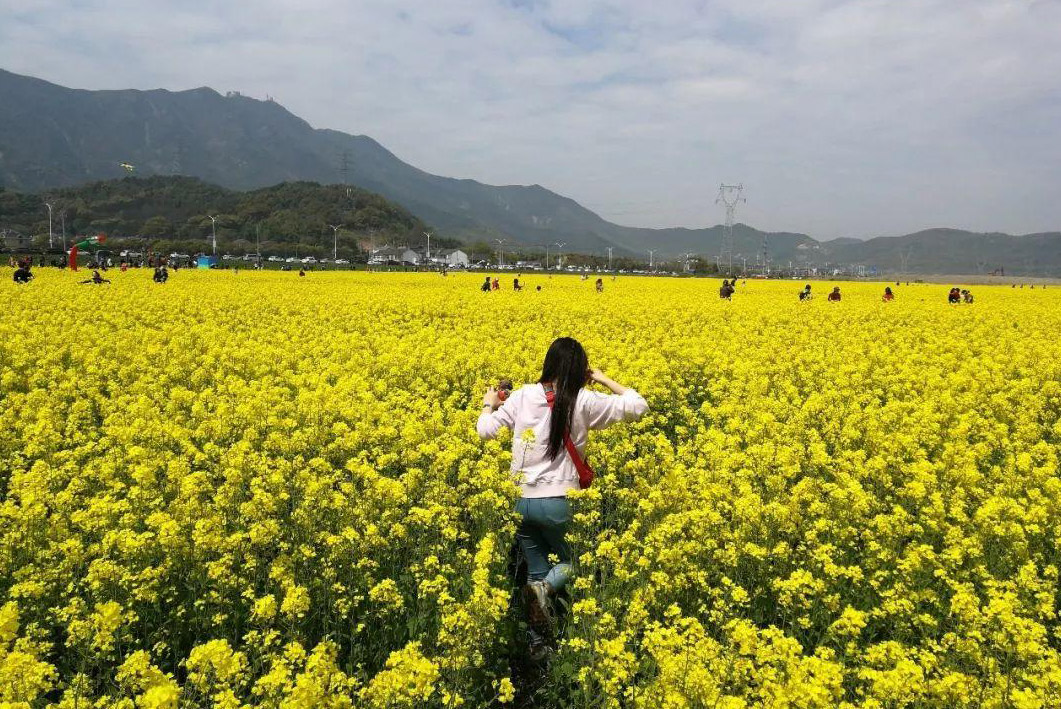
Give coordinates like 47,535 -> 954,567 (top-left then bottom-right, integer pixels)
1,69 -> 1059,274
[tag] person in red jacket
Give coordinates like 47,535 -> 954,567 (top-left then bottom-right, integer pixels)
828,286 -> 841,302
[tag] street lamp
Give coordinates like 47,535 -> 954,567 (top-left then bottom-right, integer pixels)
493,238 -> 505,267
648,249 -> 657,271
330,224 -> 343,261
45,202 -> 53,249
553,241 -> 566,270
207,215 -> 218,255
423,231 -> 432,260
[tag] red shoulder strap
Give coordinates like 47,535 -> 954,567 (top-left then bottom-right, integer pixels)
543,385 -> 594,489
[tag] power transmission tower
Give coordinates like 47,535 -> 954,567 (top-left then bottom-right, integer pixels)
173,138 -> 186,175
715,183 -> 744,275
338,151 -> 351,194
898,246 -> 913,275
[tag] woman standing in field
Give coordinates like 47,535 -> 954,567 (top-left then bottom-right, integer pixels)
477,337 -> 649,659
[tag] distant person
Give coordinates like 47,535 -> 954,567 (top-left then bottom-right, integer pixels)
828,286 -> 841,302
299,268 -> 306,277
492,277 -> 500,291
81,270 -> 110,285
948,287 -> 961,304
882,287 -> 894,302
595,278 -> 604,293
962,289 -> 974,304
536,285 -> 542,292
514,277 -> 522,291
481,276 -> 492,292
719,279 -> 734,300
799,284 -> 812,301
153,267 -> 164,283
13,265 -> 33,283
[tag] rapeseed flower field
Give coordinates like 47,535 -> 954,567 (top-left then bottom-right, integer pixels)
2,269 -> 1060,707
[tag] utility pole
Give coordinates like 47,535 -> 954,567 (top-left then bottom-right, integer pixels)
256,224 -> 261,265
554,241 -> 566,270
682,252 -> 695,272
715,183 -> 745,275
545,244 -> 550,271
648,249 -> 657,271
207,215 -> 218,255
607,246 -> 613,271
330,224 -> 343,261
45,202 -> 54,249
423,231 -> 432,260
493,238 -> 505,267
60,210 -> 67,252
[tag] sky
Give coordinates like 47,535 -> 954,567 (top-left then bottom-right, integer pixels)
1,0 -> 1060,238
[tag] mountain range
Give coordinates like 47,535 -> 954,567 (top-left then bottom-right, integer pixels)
1,68 -> 1059,274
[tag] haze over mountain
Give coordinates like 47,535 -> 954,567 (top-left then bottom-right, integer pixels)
1,69 -> 1059,274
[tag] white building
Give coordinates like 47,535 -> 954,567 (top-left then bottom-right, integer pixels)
439,249 -> 469,267
369,246 -> 419,265
412,248 -> 470,267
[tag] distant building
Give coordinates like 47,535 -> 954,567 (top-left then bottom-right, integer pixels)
411,248 -> 469,267
439,249 -> 469,267
369,246 -> 419,265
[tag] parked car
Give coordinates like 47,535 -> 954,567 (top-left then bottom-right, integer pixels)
267,256 -> 283,262
334,259 -> 350,265
285,257 -> 297,263
301,257 -> 317,264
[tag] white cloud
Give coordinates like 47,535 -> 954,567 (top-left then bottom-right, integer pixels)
1,0 -> 1059,237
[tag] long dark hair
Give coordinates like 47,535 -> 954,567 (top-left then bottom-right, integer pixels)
539,337 -> 589,460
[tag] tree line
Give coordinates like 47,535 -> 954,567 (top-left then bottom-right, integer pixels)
0,176 -> 458,258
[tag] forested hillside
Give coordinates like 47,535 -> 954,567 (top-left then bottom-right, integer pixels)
0,176 -> 433,256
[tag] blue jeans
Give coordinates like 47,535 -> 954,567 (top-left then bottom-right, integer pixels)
516,496 -> 574,591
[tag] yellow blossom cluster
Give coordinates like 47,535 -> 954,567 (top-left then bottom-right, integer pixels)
1,268 -> 1059,707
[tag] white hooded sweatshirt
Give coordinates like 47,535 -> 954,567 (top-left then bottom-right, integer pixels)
477,383 -> 649,498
